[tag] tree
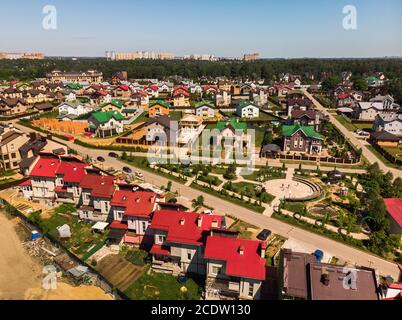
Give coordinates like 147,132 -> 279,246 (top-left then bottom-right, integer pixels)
352,77 -> 368,91
121,151 -> 128,161
166,181 -> 172,192
223,163 -> 237,180
321,76 -> 342,92
192,195 -> 204,208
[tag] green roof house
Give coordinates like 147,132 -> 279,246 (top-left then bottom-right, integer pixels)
100,99 -> 125,110
88,111 -> 125,138
282,124 -> 323,155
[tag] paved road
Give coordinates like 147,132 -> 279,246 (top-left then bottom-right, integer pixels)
302,89 -> 402,179
12,122 -> 401,278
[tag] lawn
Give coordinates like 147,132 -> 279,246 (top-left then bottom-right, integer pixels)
366,145 -> 402,169
283,201 -> 306,213
170,111 -> 183,121
225,181 -> 275,203
243,167 -> 286,182
131,112 -> 149,124
335,115 -> 372,132
30,205 -> 107,257
124,269 -> 203,300
229,219 -> 259,240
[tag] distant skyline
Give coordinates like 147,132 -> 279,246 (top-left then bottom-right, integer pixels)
0,0 -> 401,58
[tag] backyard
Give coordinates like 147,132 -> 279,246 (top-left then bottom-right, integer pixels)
124,269 -> 203,300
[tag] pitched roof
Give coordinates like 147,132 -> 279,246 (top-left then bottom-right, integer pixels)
149,100 -> 170,109
384,198 -> 402,227
79,174 -> 116,198
111,190 -> 157,218
90,111 -> 124,123
282,125 -> 322,140
150,210 -> 222,246
55,161 -> 88,183
204,236 -> 266,280
216,117 -> 247,132
100,99 -> 124,109
370,131 -> 400,142
29,157 -> 61,178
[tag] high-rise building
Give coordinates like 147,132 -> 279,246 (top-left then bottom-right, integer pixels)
107,51 -> 176,61
243,53 -> 260,61
0,52 -> 44,60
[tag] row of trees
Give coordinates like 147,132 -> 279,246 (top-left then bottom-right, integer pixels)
1,57 -> 402,84
358,163 -> 402,259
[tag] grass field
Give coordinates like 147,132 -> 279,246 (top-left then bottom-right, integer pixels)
335,115 -> 373,132
366,145 -> 402,169
95,254 -> 145,291
124,269 -> 202,300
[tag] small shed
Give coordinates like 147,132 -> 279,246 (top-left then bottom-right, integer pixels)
57,224 -> 72,238
91,222 -> 109,234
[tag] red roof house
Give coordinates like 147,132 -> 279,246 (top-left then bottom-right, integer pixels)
111,190 -> 157,218
204,236 -> 266,280
150,210 -> 222,246
384,198 -> 402,233
79,174 -> 116,198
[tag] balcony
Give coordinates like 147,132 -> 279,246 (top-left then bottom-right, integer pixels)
206,278 -> 240,300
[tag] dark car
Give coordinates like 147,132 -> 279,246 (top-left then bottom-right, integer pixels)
122,166 -> 132,174
97,156 -> 105,162
257,229 -> 271,241
108,152 -> 119,158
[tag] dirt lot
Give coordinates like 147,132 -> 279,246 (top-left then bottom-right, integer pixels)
0,213 -> 112,300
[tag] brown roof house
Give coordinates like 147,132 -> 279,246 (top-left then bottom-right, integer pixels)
279,249 -> 380,300
290,109 -> 326,132
282,125 -> 323,155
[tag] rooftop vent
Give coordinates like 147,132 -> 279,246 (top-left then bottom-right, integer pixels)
321,267 -> 330,286
179,218 -> 185,226
197,216 -> 203,227
238,245 -> 245,256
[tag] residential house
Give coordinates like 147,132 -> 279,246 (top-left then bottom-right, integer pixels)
178,114 -> 204,146
87,111 -> 125,137
236,101 -> 260,118
286,98 -> 313,117
290,109 -> 325,132
369,131 -> 400,148
144,85 -> 159,97
58,101 -> 92,119
195,102 -> 217,119
282,125 -> 323,155
0,98 -> 29,116
0,126 -> 29,170
279,249 -> 379,300
336,92 -> 355,107
111,72 -> 128,85
373,113 -> 402,137
252,90 -> 268,107
149,101 -> 170,118
113,85 -> 132,98
216,117 -> 249,150
131,91 -> 149,108
149,210 -> 223,275
2,87 -> 23,99
216,90 -> 231,107
172,87 -> 190,107
110,190 -> 159,246
354,95 -> 400,121
100,99 -> 125,113
384,199 -> 402,235
78,174 -> 117,222
204,233 -> 266,300
54,161 -> 89,204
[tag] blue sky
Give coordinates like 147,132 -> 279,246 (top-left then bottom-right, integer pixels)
0,0 -> 401,58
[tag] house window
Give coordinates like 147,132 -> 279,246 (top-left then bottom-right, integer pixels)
104,201 -> 110,212
294,138 -> 298,148
141,221 -> 147,232
117,211 -> 123,220
11,153 -> 16,159
212,266 -> 221,275
157,235 -> 166,243
187,252 -> 192,261
248,283 -> 254,297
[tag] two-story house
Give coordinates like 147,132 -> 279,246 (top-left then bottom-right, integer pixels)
111,190 -> 158,245
204,233 -> 266,300
290,109 -> 325,132
78,174 -> 117,222
373,113 -> 402,137
149,101 -> 170,118
195,102 -> 217,119
236,102 -> 260,118
282,124 -> 323,155
87,111 -> 125,137
149,210 -> 223,276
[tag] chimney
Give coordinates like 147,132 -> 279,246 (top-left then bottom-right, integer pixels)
238,245 -> 245,256
197,215 -> 203,227
179,218 -> 185,226
260,242 -> 267,258
211,218 -> 218,228
321,267 -> 330,286
29,132 -> 36,141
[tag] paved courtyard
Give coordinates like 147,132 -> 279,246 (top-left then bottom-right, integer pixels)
265,178 -> 314,201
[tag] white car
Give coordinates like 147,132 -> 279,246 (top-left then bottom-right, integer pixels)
202,210 -> 212,215
355,129 -> 370,137
135,171 -> 144,178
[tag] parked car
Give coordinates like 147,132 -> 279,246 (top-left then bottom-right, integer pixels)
108,152 -> 119,158
122,166 -> 132,174
135,171 -> 144,178
355,129 -> 370,137
202,210 -> 212,215
257,229 -> 272,241
97,156 -> 105,162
